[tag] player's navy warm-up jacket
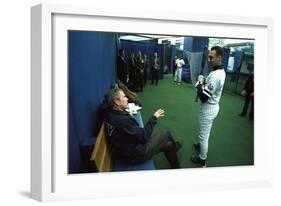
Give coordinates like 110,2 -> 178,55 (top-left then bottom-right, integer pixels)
104,109 -> 157,164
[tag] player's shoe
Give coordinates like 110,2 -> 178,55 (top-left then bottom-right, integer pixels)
193,143 -> 200,152
190,155 -> 206,168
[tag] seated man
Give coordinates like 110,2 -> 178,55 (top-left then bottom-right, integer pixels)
104,87 -> 182,169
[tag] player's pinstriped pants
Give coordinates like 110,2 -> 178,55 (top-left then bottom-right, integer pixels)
198,103 -> 219,160
174,68 -> 182,83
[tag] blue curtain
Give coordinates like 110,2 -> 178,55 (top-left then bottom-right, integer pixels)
200,46 -> 209,76
231,50 -> 244,81
68,104 -> 81,174
183,36 -> 193,52
116,36 -> 121,51
181,50 -> 191,82
182,37 -> 193,82
193,37 -> 209,77
222,48 -> 230,72
68,31 -> 117,173
192,37 -> 209,53
169,45 -> 176,74
120,40 -> 164,80
183,37 -> 209,82
191,53 -> 204,80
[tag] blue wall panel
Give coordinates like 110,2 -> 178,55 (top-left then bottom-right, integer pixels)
68,31 -> 117,173
222,48 -> 231,72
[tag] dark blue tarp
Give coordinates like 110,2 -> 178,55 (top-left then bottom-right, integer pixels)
182,37 -> 193,82
231,50 -> 244,81
192,37 -> 209,53
182,37 -> 209,82
222,48 -> 231,72
68,31 -> 117,173
169,45 -> 176,74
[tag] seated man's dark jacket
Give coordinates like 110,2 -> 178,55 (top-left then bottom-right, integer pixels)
104,109 -> 157,164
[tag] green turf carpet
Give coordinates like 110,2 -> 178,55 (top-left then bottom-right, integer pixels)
137,74 -> 254,169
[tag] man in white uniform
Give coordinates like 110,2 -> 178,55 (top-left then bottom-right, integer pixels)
191,46 -> 226,167
174,55 -> 185,85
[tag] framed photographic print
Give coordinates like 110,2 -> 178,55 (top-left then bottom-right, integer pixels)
31,3 -> 274,201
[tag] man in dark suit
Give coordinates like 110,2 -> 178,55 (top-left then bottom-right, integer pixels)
116,49 -> 129,85
143,54 -> 149,86
173,55 -> 178,77
239,74 -> 254,120
128,53 -> 136,91
135,51 -> 144,92
151,51 -> 160,85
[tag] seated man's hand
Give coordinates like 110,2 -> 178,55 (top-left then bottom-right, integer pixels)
153,109 -> 165,119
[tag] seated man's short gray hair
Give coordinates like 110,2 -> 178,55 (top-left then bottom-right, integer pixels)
107,87 -> 122,108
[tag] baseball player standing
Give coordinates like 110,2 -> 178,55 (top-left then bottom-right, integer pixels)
174,55 -> 185,85
191,46 -> 226,167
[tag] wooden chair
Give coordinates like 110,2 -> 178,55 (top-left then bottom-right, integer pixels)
90,121 -> 155,172
90,122 -> 112,172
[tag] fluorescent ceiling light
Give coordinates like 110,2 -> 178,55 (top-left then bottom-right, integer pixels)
119,35 -> 152,41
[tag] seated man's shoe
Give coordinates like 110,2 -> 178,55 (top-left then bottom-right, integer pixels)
175,140 -> 184,152
190,155 -> 206,168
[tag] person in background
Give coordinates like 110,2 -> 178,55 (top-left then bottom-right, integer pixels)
143,53 -> 149,87
116,49 -> 129,85
174,55 -> 185,85
151,51 -> 160,85
239,73 -> 254,120
128,52 -> 136,91
135,51 -> 144,92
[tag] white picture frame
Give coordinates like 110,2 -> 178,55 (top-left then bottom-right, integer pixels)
31,3 -> 274,202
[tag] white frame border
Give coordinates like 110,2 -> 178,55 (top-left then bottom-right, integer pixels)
31,3 -> 274,202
